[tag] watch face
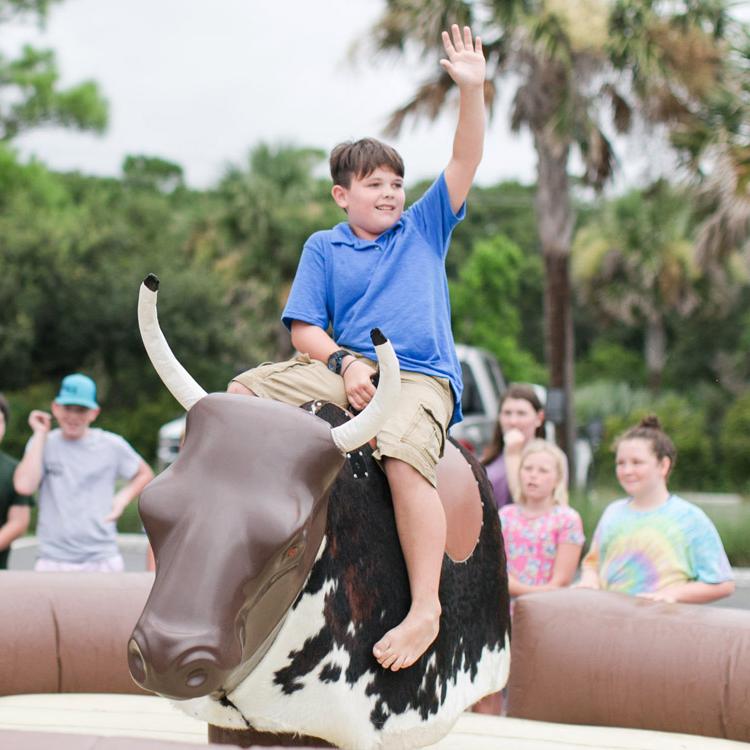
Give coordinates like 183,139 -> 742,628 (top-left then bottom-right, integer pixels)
328,350 -> 345,373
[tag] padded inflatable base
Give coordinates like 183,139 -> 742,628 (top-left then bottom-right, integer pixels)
0,695 -> 747,749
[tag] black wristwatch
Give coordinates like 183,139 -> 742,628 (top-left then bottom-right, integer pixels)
327,349 -> 350,375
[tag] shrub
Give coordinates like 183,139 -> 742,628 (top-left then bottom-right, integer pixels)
720,390 -> 750,490
576,342 -> 646,386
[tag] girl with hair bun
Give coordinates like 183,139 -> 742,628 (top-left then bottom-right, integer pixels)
578,416 -> 735,603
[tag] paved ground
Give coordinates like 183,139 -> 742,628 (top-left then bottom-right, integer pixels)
4,695 -> 748,749
9,534 -> 750,610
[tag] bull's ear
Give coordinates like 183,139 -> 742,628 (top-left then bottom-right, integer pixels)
138,275 -> 207,411
330,329 -> 400,453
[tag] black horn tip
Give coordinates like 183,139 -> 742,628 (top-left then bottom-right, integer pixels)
143,273 -> 160,292
370,328 -> 387,346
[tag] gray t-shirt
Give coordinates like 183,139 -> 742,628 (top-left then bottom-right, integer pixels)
33,428 -> 142,563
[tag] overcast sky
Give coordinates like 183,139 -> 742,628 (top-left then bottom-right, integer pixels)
4,0 -> 539,188
5,0 -> 749,190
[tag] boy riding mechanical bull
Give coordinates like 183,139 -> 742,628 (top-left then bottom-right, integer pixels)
229,22 -> 486,674
130,24 -> 510,750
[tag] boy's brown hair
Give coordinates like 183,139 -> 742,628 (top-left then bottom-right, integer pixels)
329,138 -> 404,188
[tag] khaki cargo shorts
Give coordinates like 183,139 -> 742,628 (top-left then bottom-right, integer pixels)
232,353 -> 454,487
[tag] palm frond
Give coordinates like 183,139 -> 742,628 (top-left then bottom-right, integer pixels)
582,124 -> 616,190
602,83 -> 633,133
383,71 -> 455,137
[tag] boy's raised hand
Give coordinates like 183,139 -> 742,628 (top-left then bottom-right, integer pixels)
440,24 -> 485,90
28,410 -> 52,435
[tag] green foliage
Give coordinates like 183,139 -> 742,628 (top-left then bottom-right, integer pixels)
0,2 -> 107,141
122,155 -> 185,193
720,390 -> 750,490
576,340 -> 646,386
0,45 -> 107,140
1,381 -> 55,459
575,379 -> 650,429
0,0 -> 57,23
450,234 -> 545,383
453,181 -> 546,363
210,142 -> 342,362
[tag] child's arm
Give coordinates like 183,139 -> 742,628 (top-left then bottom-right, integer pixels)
291,320 -> 377,413
13,410 -> 52,495
575,539 -> 602,589
639,580 -> 735,604
441,24 -> 486,214
104,459 -> 154,523
508,542 -> 583,597
0,505 -> 31,552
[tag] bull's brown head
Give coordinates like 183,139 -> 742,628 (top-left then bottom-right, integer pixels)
127,274 -> 400,700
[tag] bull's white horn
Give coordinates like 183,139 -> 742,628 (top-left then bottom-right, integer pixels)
138,274 -> 207,411
330,329 -> 400,453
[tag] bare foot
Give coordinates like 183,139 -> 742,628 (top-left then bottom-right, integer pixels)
372,601 -> 440,671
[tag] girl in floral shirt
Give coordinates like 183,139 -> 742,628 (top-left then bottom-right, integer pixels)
500,440 -> 584,597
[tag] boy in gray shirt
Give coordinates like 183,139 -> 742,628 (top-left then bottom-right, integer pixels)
14,373 -> 154,571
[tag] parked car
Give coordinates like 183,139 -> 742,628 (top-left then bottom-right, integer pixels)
156,345 -> 593,487
448,344 -> 506,455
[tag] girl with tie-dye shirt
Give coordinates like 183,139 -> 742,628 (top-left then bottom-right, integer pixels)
579,416 -> 734,604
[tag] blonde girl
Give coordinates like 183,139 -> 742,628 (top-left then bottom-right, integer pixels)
500,439 -> 584,597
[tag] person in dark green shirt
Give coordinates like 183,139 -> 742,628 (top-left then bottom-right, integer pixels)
0,394 -> 32,569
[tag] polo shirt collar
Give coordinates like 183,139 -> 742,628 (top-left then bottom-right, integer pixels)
330,219 -> 404,249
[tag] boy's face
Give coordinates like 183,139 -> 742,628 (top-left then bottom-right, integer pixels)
0,410 -> 5,444
331,167 -> 405,241
51,402 -> 100,440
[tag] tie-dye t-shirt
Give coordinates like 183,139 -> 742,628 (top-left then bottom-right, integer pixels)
500,504 -> 585,586
581,494 -> 733,595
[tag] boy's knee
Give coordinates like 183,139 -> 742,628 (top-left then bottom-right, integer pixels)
227,380 -> 255,396
384,456 -> 432,488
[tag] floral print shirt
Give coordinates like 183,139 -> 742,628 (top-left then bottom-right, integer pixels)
500,504 -> 585,586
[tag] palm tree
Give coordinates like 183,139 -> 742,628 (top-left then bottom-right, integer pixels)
212,144 -> 341,362
365,0 -> 746,463
572,181 -> 699,392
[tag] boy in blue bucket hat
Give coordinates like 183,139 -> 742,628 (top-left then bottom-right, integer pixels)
14,373 -> 154,571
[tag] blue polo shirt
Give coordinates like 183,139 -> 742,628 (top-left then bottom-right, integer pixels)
282,173 -> 465,425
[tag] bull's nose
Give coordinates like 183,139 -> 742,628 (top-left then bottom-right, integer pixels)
128,638 -> 147,685
126,632 -> 230,698
186,668 -> 208,688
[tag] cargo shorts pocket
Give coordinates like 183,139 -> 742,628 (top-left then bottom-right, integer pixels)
400,404 -> 446,466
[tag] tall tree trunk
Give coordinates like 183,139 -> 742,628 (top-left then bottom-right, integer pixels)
534,128 -> 576,472
644,316 -> 666,393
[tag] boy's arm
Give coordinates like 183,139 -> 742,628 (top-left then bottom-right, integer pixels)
441,24 -> 486,214
104,459 -> 154,523
291,321 -> 376,413
13,410 -> 52,496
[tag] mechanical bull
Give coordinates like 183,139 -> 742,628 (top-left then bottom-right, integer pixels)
129,274 -> 510,750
